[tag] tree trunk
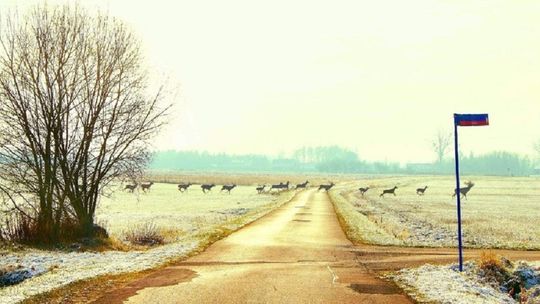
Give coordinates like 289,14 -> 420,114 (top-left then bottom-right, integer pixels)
36,208 -> 56,243
78,212 -> 95,238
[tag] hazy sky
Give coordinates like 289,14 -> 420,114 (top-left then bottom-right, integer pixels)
2,0 -> 540,163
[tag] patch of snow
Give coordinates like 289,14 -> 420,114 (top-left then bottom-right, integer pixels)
390,261 -> 540,304
389,263 -> 516,304
0,265 -> 48,287
0,241 -> 198,304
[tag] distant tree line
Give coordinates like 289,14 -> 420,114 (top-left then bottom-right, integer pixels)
150,147 -> 535,176
433,151 -> 533,176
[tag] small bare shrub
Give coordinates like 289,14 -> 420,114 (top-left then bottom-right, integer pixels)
0,213 -> 81,245
0,215 -> 37,243
123,222 -> 164,246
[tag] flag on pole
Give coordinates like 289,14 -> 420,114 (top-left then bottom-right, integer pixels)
452,112 -> 489,272
454,114 -> 489,127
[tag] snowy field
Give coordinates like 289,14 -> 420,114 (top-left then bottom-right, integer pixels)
96,183 -> 288,240
0,183 -> 295,304
332,176 -> 540,249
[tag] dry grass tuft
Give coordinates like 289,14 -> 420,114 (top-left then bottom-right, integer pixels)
478,251 -> 512,286
122,222 -> 165,246
84,236 -> 131,252
158,228 -> 187,243
479,250 -> 504,271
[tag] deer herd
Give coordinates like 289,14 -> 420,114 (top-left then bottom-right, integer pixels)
122,180 -> 336,195
358,181 -> 475,199
124,182 -> 154,193
123,179 -> 476,199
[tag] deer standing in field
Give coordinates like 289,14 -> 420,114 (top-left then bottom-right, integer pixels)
318,182 -> 335,192
221,184 -> 237,194
124,182 -> 137,193
416,186 -> 428,196
452,181 -> 474,199
295,180 -> 309,189
201,184 -> 216,193
358,187 -> 369,196
178,183 -> 192,192
380,186 -> 398,197
256,185 -> 266,194
141,182 -> 154,192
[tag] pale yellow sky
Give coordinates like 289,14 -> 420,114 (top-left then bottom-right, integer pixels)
2,0 -> 540,163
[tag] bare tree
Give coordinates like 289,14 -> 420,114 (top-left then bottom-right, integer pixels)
0,5 -> 171,241
432,129 -> 452,165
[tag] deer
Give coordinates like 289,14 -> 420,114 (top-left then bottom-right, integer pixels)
201,184 -> 216,193
416,186 -> 428,196
256,185 -> 266,194
452,181 -> 474,199
358,187 -> 369,196
380,186 -> 398,197
270,181 -> 289,191
295,180 -> 309,189
318,182 -> 335,192
124,182 -> 137,193
178,182 -> 192,192
140,182 -> 154,192
221,184 -> 237,194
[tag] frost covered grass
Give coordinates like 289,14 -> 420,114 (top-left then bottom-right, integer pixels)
0,183 -> 296,304
95,183 -> 296,244
329,188 -> 402,246
334,176 -> 540,249
388,259 -> 540,304
390,263 -> 515,303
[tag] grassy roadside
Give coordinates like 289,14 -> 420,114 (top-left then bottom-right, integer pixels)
328,187 -> 402,246
21,190 -> 299,304
333,176 -> 540,250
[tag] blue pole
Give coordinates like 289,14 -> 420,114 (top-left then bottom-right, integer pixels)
453,114 -> 463,272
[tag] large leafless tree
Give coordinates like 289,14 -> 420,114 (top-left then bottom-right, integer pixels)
0,5 -> 170,241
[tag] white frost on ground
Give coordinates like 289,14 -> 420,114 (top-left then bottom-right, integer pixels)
390,264 -> 515,303
389,262 -> 540,304
0,241 -> 198,304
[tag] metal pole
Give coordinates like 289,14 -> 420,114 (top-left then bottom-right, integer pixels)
453,114 -> 463,272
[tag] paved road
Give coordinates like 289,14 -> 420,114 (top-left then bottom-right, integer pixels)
97,189 -> 412,303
